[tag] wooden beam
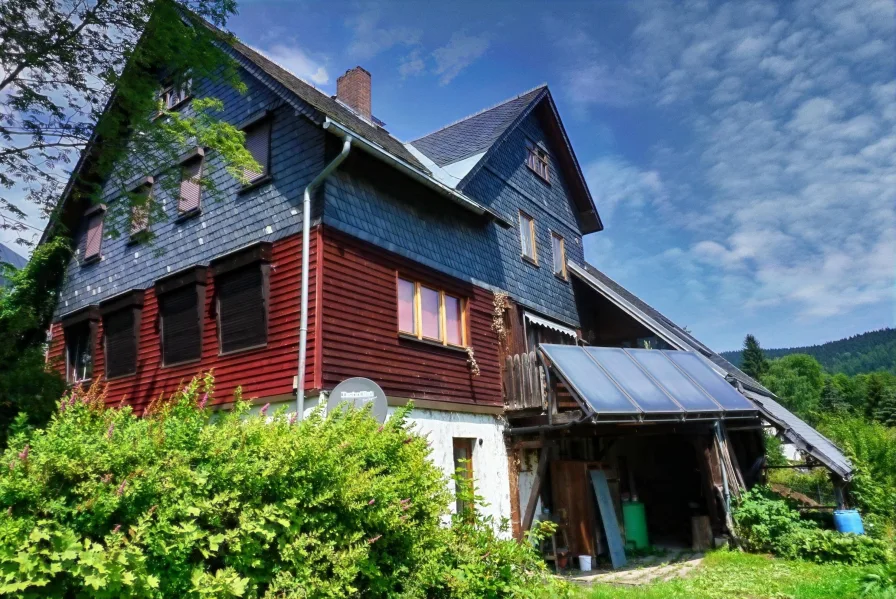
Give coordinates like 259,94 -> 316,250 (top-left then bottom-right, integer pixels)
512,439 -> 544,450
521,443 -> 552,534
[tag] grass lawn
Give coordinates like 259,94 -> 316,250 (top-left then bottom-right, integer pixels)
580,550 -> 871,599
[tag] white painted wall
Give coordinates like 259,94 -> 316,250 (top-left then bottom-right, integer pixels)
517,449 -> 543,527
259,397 -> 512,536
397,407 -> 512,536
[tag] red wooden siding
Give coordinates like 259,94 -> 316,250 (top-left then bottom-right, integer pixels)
48,231 -> 317,409
319,227 -> 503,407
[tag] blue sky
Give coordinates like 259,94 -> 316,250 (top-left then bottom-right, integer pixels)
7,0 -> 894,352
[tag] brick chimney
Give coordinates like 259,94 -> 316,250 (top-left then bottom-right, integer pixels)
336,66 -> 372,121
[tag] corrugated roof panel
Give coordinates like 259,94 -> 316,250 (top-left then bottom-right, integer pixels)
664,351 -> 756,412
541,344 -> 639,415
584,347 -> 682,414
625,348 -> 722,413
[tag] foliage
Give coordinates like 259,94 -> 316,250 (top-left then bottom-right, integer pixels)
733,487 -> 890,566
818,416 -> 896,524
582,549 -> 872,599
0,237 -> 69,448
763,354 -> 826,420
740,334 -> 769,381
763,432 -> 788,467
722,328 -> 896,377
431,470 -> 569,599
862,563 -> 896,598
0,374 -> 566,598
820,378 -> 851,415
0,0 -> 259,243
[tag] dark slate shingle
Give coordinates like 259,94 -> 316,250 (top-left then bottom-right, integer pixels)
410,86 -> 546,167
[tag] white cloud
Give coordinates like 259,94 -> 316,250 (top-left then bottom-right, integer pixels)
432,32 -> 489,85
346,9 -> 421,60
254,43 -> 329,86
585,157 -> 665,222
565,0 -> 896,334
398,49 -> 425,78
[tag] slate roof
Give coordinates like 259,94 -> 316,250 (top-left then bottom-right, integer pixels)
410,86 -> 546,167
204,25 -> 427,172
572,261 -> 771,395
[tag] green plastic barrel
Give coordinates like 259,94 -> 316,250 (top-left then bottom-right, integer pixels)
622,501 -> 649,550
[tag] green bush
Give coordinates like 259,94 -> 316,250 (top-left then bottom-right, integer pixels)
0,374 -> 565,598
734,487 -> 890,566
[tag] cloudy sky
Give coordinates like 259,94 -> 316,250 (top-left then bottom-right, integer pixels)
6,0 -> 894,352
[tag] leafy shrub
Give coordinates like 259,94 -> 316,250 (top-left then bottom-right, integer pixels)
734,487 -> 890,566
0,374 -> 565,598
862,563 -> 896,597
431,471 -> 566,599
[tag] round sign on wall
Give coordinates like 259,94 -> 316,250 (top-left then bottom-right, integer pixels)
327,377 -> 388,423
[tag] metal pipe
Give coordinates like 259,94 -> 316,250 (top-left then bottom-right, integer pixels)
296,134 -> 352,420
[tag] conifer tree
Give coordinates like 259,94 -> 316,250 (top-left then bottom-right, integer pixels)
819,378 -> 849,415
741,334 -> 769,381
866,374 -> 887,421
874,388 -> 896,427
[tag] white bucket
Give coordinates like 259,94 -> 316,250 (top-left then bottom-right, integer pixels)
579,555 -> 592,572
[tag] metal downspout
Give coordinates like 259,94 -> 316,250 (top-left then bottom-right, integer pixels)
297,134 -> 352,420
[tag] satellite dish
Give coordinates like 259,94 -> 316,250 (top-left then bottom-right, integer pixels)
327,377 -> 388,423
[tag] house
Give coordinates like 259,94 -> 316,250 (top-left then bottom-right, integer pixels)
44,16 -> 851,555
0,242 -> 27,289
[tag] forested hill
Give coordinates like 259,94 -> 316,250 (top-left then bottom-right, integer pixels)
722,328 -> 896,376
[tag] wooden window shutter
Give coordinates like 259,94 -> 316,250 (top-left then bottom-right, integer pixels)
243,119 -> 270,182
84,211 -> 104,259
217,264 -> 267,353
179,157 -> 203,213
159,285 -> 202,364
103,308 -> 137,377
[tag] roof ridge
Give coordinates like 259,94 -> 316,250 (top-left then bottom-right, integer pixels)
410,84 -> 548,143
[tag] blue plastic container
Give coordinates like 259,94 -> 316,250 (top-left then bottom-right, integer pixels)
833,509 -> 865,535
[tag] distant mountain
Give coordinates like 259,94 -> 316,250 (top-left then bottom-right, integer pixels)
0,242 -> 27,289
722,328 -> 896,376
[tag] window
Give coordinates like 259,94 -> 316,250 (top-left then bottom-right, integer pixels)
160,78 -> 192,110
216,264 -> 268,353
397,277 -> 467,347
551,232 -> 567,279
103,309 -> 137,378
526,142 -> 550,182
397,278 -> 416,334
179,156 -> 203,214
453,438 -> 475,515
100,290 -> 143,379
130,183 -> 152,236
159,284 -> 203,365
242,118 -> 271,183
519,211 -> 537,262
65,322 -> 94,383
83,207 -> 105,262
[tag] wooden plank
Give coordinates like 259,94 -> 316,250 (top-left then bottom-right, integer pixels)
590,469 -> 627,569
522,444 -> 551,534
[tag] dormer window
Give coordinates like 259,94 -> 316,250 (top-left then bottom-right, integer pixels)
178,156 -> 203,215
526,142 -> 550,182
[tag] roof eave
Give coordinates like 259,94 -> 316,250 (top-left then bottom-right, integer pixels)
323,118 -> 510,226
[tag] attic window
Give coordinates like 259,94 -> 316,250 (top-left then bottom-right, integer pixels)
242,118 -> 271,184
178,156 -> 203,215
160,78 -> 192,111
82,206 -> 105,263
526,142 -> 550,182
519,211 -> 537,264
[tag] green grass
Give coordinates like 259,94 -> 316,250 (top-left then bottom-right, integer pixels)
580,550 -> 871,599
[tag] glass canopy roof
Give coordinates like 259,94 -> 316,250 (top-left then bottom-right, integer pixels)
539,345 -> 757,420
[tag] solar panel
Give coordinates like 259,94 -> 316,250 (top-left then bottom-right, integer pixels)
584,348 -> 682,414
664,351 -> 756,412
540,345 -> 639,415
625,348 -> 722,412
